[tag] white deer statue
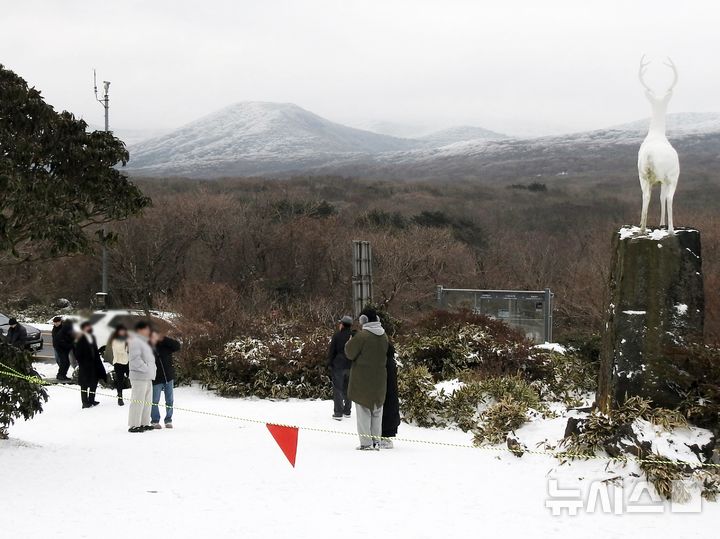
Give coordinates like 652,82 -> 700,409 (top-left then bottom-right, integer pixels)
637,55 -> 680,234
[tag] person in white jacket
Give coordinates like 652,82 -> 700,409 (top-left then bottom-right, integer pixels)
127,321 -> 157,433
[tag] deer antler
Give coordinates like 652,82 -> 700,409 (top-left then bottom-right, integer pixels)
638,54 -> 653,93
663,57 -> 678,93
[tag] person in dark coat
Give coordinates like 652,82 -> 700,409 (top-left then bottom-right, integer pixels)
6,318 -> 27,348
327,315 -> 353,420
345,309 -> 389,450
381,341 -> 401,448
51,316 -> 75,381
151,331 -> 181,428
74,321 -> 107,408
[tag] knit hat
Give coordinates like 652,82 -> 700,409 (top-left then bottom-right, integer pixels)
339,315 -> 353,325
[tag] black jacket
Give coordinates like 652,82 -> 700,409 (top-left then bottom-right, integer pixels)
153,337 -> 181,384
7,325 -> 27,348
327,327 -> 352,370
52,321 -> 75,351
382,343 -> 401,438
74,333 -> 106,385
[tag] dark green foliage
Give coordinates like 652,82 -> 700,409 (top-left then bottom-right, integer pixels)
473,397 -> 529,445
560,396 -> 686,459
355,209 -> 485,249
477,375 -> 543,410
0,64 -> 150,262
509,182 -> 547,192
443,381 -> 484,431
411,211 -> 486,249
399,310 -> 531,380
397,365 -> 444,428
397,368 -> 545,438
270,198 -> 336,221
674,344 -> 720,431
639,455 -> 691,501
524,350 -> 597,406
411,210 -> 453,228
559,331 -> 602,364
0,342 -> 48,438
198,328 -> 331,399
356,209 -> 407,230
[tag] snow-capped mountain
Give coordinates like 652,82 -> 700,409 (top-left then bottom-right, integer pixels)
418,125 -> 507,146
126,104 -> 720,180
610,112 -> 720,137
128,102 -> 421,177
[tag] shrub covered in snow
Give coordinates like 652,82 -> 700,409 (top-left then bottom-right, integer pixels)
397,367 -> 548,443
396,310 -> 596,442
560,396 -> 720,500
397,310 -> 531,380
524,350 -> 597,406
199,328 -> 331,399
397,365 -> 445,428
473,397 -> 529,445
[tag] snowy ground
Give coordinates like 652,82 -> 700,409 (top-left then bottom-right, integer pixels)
1,363 -> 718,538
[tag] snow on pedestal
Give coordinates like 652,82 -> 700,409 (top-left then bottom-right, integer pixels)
597,226 -> 704,410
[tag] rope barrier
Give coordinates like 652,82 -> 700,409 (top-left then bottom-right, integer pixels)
1,364 -> 718,470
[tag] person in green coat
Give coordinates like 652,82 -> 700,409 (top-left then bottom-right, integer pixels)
344,308 -> 389,450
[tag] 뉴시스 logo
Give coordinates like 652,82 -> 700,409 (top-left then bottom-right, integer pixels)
545,477 -> 703,515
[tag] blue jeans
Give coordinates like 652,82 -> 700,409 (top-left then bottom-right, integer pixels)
151,380 -> 174,424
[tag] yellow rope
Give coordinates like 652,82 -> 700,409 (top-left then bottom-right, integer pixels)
1,365 -> 717,470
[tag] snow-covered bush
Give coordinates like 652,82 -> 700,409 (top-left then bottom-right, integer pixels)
397,367 -> 546,441
524,349 -> 596,406
561,396 -> 690,459
397,310 -> 531,380
473,397 -> 529,445
199,328 -> 331,399
397,365 -> 446,428
396,311 -> 595,441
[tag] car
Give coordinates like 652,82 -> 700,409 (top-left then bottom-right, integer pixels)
44,309 -> 176,357
81,309 -> 176,352
0,313 -> 44,352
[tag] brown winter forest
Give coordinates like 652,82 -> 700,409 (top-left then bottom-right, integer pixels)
4,171 -> 720,343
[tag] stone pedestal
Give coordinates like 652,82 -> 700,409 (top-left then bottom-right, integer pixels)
597,226 -> 704,411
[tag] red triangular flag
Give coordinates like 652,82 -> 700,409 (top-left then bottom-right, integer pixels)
266,424 -> 299,467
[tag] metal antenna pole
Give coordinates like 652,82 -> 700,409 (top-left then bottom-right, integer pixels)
94,70 -> 111,296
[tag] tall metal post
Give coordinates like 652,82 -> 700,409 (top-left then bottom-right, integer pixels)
352,240 -> 373,318
94,70 -> 110,295
543,287 -> 553,343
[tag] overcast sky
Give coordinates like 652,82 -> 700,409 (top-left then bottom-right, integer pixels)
2,0 -> 719,137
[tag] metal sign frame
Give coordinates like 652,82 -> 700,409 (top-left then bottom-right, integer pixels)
436,285 -> 554,343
